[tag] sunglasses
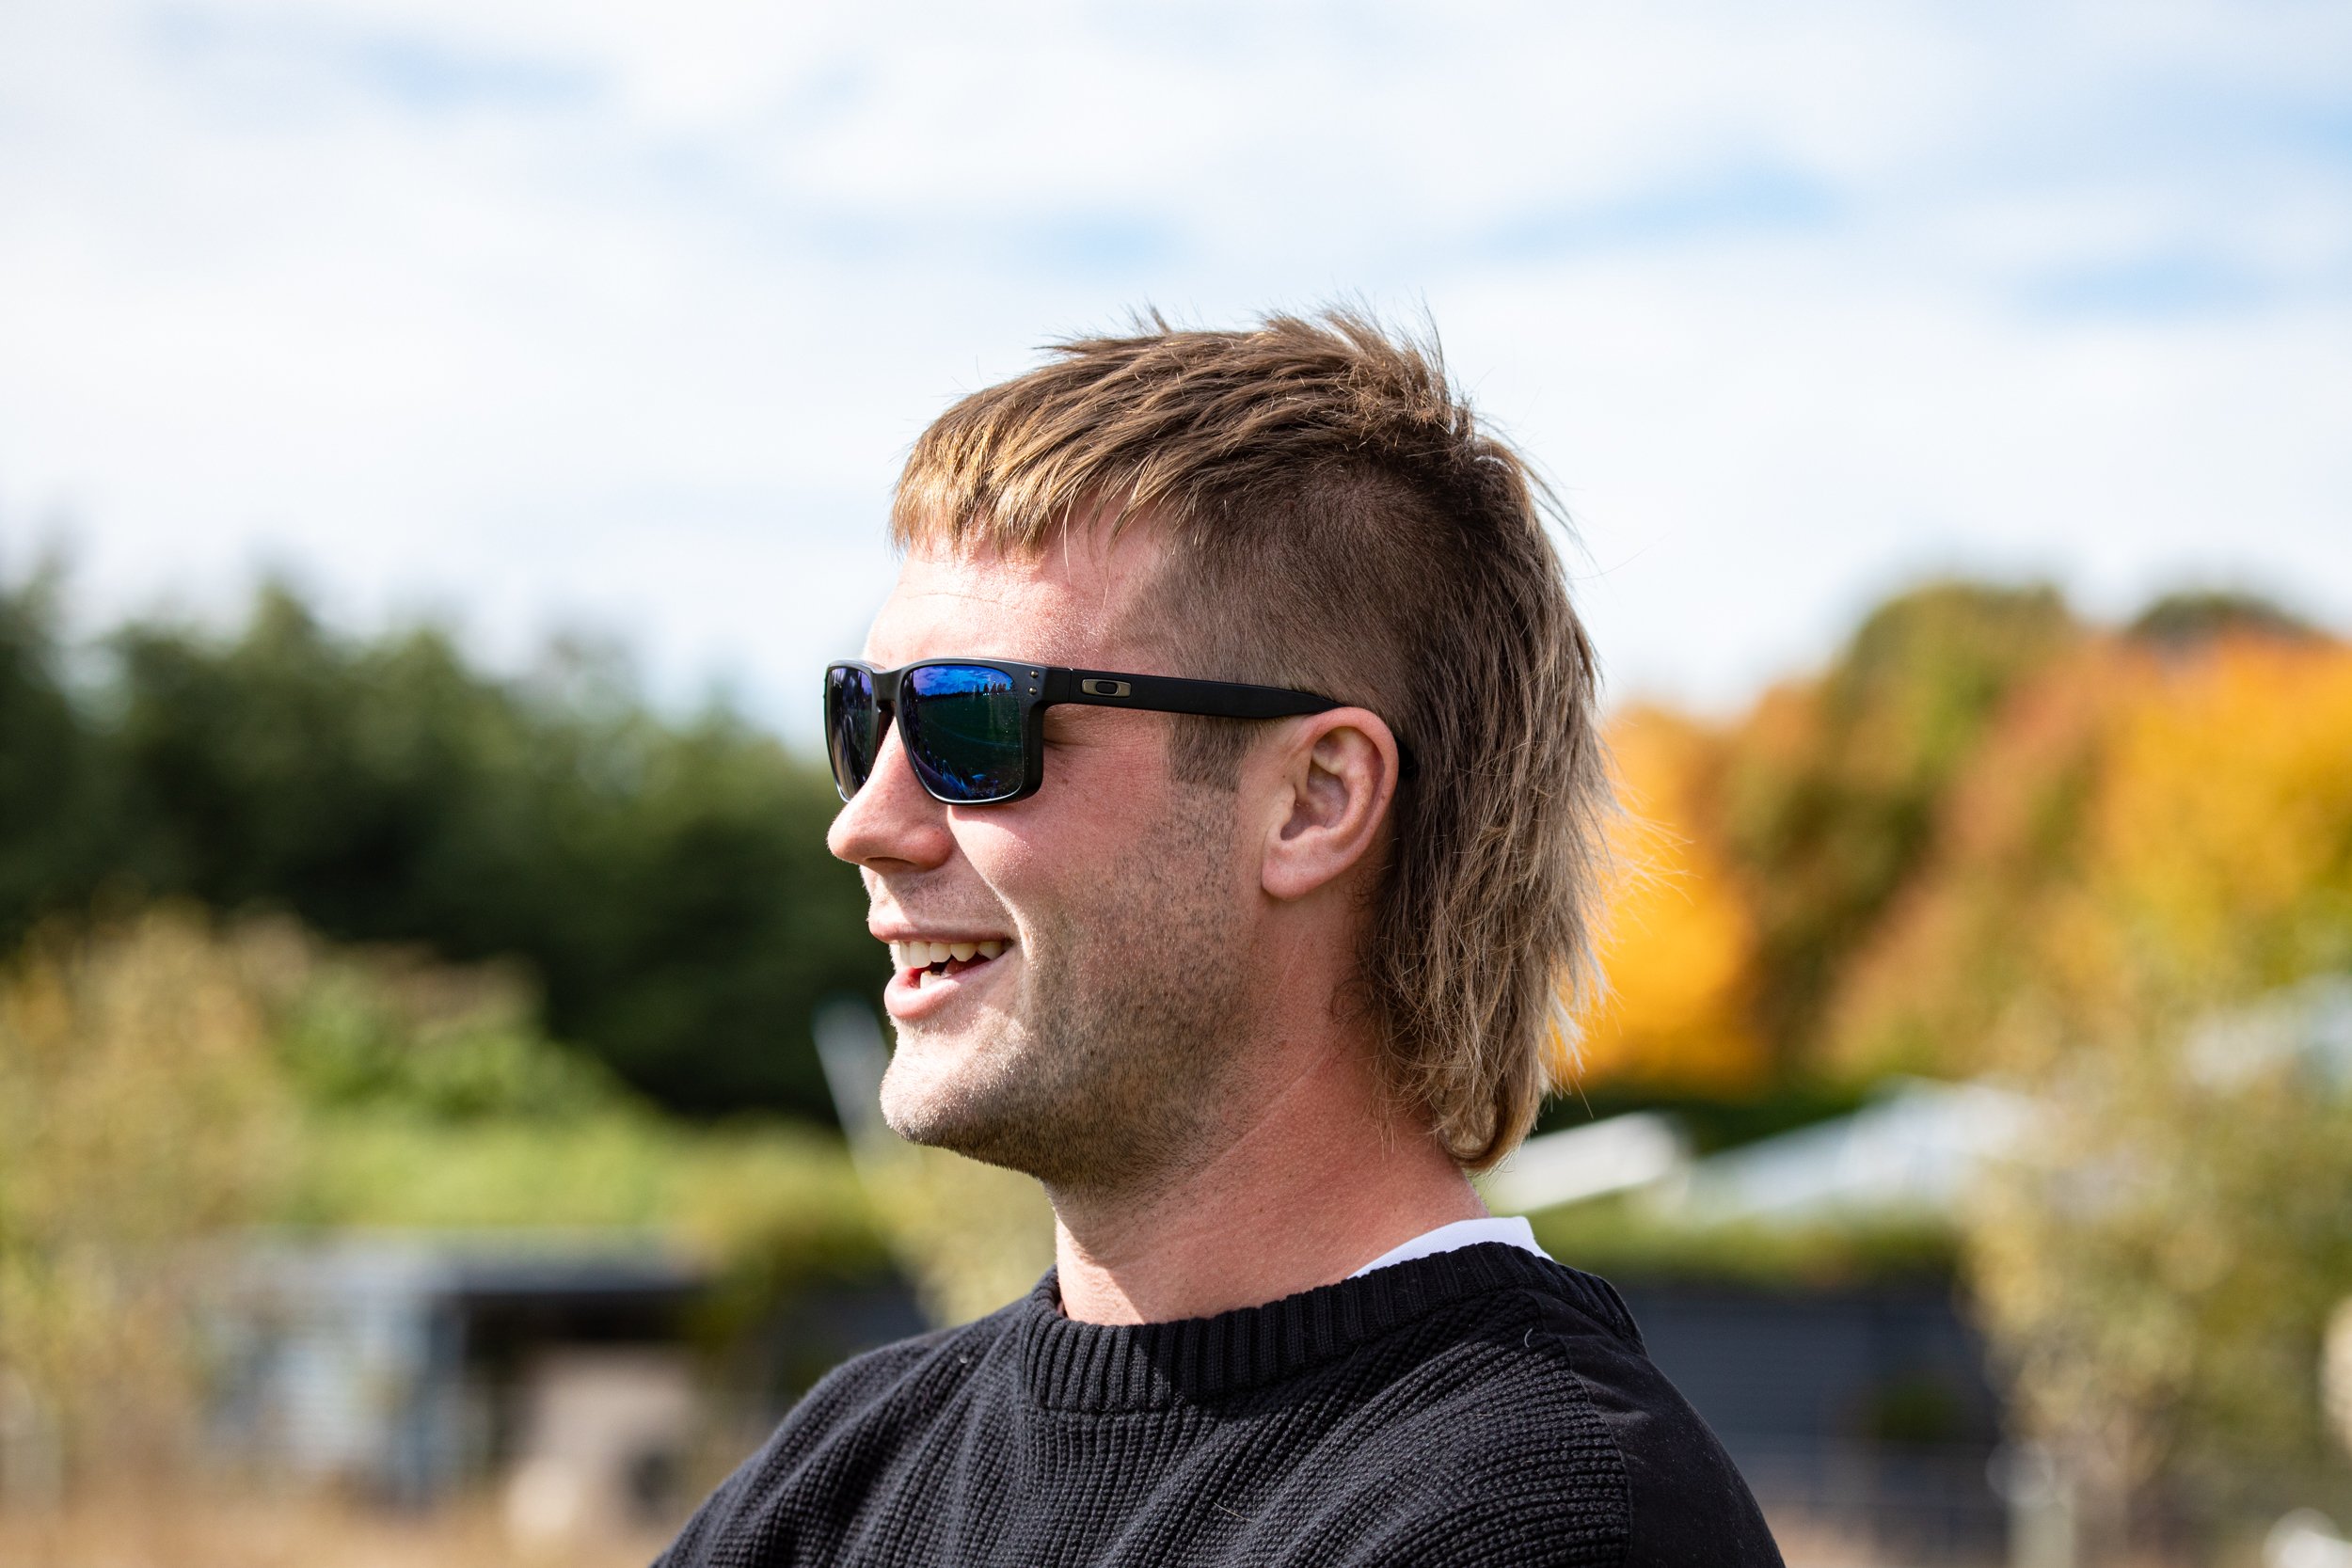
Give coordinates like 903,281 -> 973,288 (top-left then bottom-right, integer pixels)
824,658 -> 1342,804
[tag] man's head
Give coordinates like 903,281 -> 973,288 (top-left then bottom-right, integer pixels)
828,311 -> 1608,1187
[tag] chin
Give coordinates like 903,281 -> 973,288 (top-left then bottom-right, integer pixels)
878,1033 -> 1009,1148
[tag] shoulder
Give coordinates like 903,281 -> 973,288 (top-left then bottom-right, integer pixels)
759,1300 -> 1021,1466
776,1311 -> 997,1431
654,1307 -> 1017,1568
1296,1260 -> 1779,1568
1505,1265 -> 1785,1568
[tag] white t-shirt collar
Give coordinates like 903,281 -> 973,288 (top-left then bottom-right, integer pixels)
1346,1215 -> 1552,1279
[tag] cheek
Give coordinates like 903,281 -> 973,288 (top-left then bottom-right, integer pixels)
951,810 -> 1134,919
950,743 -> 1193,920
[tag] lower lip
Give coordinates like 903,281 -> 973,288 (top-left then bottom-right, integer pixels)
882,949 -> 1013,1022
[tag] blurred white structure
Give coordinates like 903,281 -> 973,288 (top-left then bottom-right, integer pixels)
2185,976 -> 2352,1092
1668,1080 -> 2030,1227
1482,1112 -> 1689,1214
2267,1512 -> 2352,1568
503,1349 -> 697,1549
1487,1081 -> 2030,1227
1988,1444 -> 2078,1568
2327,1300 -> 2352,1464
813,997 -> 897,1171
1503,982 -> 2352,1235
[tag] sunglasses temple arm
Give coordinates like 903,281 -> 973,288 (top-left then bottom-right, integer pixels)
1048,667 -> 1339,720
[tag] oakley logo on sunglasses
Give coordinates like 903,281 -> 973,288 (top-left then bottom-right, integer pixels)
824,658 -> 1345,805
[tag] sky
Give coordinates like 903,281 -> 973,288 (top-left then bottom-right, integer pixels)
3,0 -> 2347,742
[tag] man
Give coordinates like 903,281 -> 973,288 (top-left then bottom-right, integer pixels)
660,313 -> 1783,1566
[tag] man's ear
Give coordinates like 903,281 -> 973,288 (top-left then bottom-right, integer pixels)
1257,708 -> 1402,903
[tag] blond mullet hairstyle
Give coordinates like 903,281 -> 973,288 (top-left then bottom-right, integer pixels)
891,311 -> 1610,1169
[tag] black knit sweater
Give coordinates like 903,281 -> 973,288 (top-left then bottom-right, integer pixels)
658,1244 -> 1783,1567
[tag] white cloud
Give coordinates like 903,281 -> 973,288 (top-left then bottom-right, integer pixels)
1,0 -> 2346,736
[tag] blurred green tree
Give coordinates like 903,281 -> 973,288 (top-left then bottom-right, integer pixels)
0,572 -> 119,934
2126,586 -> 2320,650
0,579 -> 875,1119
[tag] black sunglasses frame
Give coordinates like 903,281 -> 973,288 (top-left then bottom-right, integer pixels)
826,657 -> 1343,805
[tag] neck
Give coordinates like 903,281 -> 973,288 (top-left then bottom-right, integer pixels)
1046,1027 -> 1488,1325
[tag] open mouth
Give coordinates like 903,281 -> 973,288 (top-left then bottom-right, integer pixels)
889,938 -> 1011,987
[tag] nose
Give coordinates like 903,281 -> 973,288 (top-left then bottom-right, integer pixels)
827,721 -> 956,872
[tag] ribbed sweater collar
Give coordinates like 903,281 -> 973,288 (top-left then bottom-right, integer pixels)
1014,1243 -> 1637,1414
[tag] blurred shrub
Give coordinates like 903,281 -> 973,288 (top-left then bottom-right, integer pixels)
253,926 -> 618,1120
0,907 -> 297,1493
1963,981 -> 2352,1551
0,577 -> 876,1120
245,914 -> 883,1282
853,1150 -> 1055,1328
0,906 -> 885,1496
1524,1196 -> 1955,1290
2127,586 -> 2323,649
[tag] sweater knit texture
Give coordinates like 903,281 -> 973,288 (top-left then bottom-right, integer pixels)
657,1243 -> 1783,1568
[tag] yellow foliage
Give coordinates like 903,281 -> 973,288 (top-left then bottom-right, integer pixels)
0,906 -> 298,1490
2080,638 -> 2352,999
1561,706 -> 1768,1094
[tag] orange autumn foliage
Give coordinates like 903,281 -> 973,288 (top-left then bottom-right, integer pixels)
1562,610 -> 2352,1095
1548,581 -> 2348,1101
1558,705 -> 1769,1094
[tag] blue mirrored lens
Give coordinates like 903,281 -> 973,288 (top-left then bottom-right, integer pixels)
824,664 -> 879,800
903,664 -> 1025,801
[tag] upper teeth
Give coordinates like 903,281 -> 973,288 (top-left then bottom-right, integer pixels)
893,939 -> 1006,970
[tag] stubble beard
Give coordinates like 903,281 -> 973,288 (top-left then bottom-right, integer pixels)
877,787 -> 1255,1198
